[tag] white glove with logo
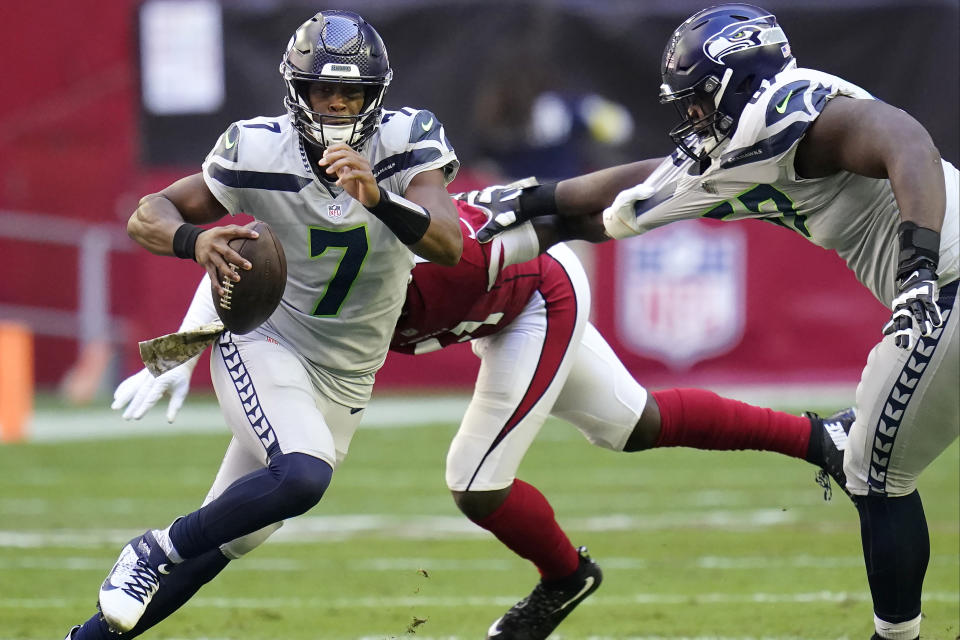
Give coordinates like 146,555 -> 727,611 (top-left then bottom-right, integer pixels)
602,183 -> 657,239
111,356 -> 199,423
882,267 -> 943,350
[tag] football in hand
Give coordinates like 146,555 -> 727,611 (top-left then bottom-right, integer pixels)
212,220 -> 287,334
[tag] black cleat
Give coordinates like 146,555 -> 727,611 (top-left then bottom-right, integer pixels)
486,546 -> 601,640
806,407 -> 855,501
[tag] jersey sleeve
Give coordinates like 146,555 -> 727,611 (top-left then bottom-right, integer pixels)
717,67 -> 874,173
201,122 -> 245,215
379,108 -> 459,194
603,154 -> 731,237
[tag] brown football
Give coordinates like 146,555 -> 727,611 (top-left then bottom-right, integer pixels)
212,220 -> 287,334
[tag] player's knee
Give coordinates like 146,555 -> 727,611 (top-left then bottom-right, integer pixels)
451,487 -> 510,522
622,398 -> 661,452
272,452 -> 333,514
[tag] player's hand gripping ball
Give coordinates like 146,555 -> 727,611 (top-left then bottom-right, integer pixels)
212,220 -> 287,334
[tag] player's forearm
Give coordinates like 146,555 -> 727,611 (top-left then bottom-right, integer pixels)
410,212 -> 462,266
531,215 -> 609,251
555,159 -> 664,217
128,193 -> 191,256
399,184 -> 462,266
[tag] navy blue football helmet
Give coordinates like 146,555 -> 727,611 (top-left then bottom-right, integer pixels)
280,11 -> 392,151
660,4 -> 794,160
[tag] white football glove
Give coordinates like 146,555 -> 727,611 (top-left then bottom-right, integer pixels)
882,266 -> 943,350
601,183 -> 657,239
111,357 -> 198,423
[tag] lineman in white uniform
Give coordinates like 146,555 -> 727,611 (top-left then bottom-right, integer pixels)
479,5 -> 958,639
65,10 -> 461,639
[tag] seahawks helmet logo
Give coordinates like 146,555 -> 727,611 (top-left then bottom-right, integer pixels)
703,16 -> 787,64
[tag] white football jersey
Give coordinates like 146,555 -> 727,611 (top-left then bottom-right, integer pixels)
610,67 -> 959,307
201,108 -> 458,404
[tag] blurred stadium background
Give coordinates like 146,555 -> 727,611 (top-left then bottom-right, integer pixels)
0,1 -> 957,638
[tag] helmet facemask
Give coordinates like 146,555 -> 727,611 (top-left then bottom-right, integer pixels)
283,75 -> 390,150
661,70 -> 736,162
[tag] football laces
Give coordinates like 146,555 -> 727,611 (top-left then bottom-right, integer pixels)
219,265 -> 239,310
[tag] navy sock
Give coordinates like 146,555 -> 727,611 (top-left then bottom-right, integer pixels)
854,490 -> 929,624
72,549 -> 231,639
133,547 -> 231,632
170,452 -> 333,559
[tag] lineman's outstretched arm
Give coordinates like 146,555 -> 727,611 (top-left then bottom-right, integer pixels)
554,159 -> 665,221
477,159 -> 664,244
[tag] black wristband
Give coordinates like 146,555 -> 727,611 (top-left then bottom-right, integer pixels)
367,186 -> 431,245
517,182 -> 558,221
896,221 -> 940,279
172,223 -> 204,261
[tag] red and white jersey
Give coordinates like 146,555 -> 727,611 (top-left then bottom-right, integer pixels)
391,200 -> 565,354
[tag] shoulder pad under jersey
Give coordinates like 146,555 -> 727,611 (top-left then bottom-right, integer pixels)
718,67 -> 873,170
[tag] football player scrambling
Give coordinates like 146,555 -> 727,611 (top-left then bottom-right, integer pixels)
64,10 -> 461,639
480,5 -> 959,639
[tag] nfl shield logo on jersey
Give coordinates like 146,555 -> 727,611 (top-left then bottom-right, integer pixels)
327,204 -> 343,218
615,220 -> 746,369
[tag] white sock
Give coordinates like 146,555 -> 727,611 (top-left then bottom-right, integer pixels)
874,612 -> 921,640
152,526 -> 184,564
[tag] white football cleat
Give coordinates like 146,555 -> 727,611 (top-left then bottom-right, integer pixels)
98,530 -> 172,632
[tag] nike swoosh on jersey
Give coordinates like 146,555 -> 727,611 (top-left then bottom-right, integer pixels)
554,575 -> 595,613
225,127 -> 239,149
420,117 -> 434,132
775,90 -> 794,114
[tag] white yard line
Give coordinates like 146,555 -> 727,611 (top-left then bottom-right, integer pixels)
0,509 -> 800,549
27,395 -> 472,442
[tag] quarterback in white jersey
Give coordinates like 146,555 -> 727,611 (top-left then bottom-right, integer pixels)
479,5 -> 957,640
201,105 -> 458,405
64,11 -> 461,639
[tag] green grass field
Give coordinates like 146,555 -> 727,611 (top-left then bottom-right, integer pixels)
0,397 -> 956,640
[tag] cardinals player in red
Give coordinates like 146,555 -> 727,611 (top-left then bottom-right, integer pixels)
109,179 -> 851,640
395,181 -> 852,639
